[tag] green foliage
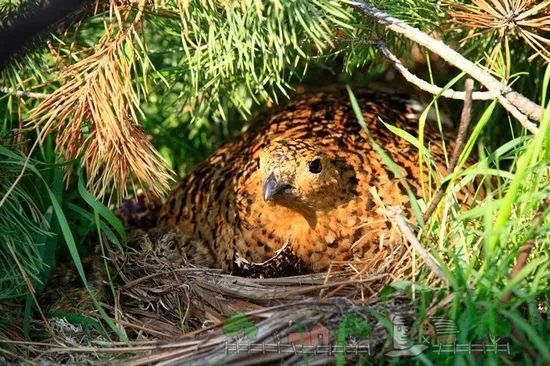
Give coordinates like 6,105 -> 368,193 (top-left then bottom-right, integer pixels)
0,0 -> 461,176
435,76 -> 548,363
0,143 -> 127,300
336,312 -> 372,366
141,0 -> 360,172
0,0 -> 548,363
349,66 -> 549,363
223,311 -> 257,340
0,146 -> 51,298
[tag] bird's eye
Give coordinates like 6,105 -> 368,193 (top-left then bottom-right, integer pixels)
308,158 -> 323,174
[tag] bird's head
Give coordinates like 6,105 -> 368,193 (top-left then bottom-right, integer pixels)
258,139 -> 340,209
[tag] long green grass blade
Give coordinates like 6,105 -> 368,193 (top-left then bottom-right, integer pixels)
347,86 -> 424,225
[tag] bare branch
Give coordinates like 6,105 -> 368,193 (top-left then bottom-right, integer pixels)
351,1 -> 542,134
0,138 -> 41,210
381,207 -> 449,285
452,79 -> 474,171
500,243 -> 534,304
501,198 -> 549,303
0,86 -> 49,99
376,42 -> 496,101
423,79 -> 474,222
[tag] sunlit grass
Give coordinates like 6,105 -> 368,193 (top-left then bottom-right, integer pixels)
0,0 -> 548,363
345,63 -> 549,363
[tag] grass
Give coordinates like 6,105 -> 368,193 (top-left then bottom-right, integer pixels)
0,0 -> 549,364
2,75 -> 547,363
345,66 -> 549,363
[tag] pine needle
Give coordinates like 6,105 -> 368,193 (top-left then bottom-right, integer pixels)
29,0 -> 173,203
447,0 -> 550,63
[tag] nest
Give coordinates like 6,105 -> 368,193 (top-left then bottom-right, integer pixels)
3,228 -> 430,364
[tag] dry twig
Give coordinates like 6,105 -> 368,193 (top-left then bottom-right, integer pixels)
423,78 -> 474,222
497,199 -> 548,361
381,207 -> 449,285
5,243 -> 56,339
0,137 -> 40,210
352,0 -> 542,133
3,296 -> 416,364
376,43 -> 496,101
0,86 -> 49,99
501,198 -> 549,303
500,243 -> 534,304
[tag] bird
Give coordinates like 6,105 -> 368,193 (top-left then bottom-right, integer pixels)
158,88 -> 469,276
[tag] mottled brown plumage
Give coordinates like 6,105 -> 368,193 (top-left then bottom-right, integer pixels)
158,89 -> 466,275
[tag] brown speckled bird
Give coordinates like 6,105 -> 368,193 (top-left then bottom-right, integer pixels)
158,89 -> 463,275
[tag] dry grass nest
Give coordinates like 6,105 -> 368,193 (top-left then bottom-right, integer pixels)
2,227 -> 442,365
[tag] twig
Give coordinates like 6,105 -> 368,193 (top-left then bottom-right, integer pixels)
501,198 -> 548,303
0,86 -> 49,99
6,242 -> 56,339
381,207 -> 449,285
498,199 -> 548,361
376,42 -> 496,101
0,135 -> 57,341
423,79 -> 474,222
0,137 -> 40,210
510,326 -> 538,361
323,261 -> 371,298
351,1 -> 541,134
452,79 -> 474,171
500,243 -> 534,304
427,293 -> 455,318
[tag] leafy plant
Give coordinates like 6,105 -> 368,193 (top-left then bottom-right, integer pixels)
0,0 -> 548,363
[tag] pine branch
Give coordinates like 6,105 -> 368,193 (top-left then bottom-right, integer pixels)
0,86 -> 49,99
351,1 -> 542,134
29,0 -> 174,203
375,42 -> 496,101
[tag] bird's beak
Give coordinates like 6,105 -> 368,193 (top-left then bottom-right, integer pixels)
263,173 -> 286,201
